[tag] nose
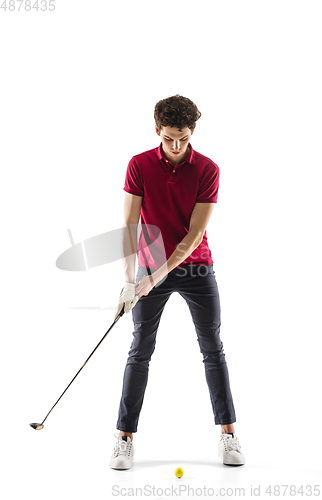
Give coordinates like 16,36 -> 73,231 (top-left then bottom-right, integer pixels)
172,141 -> 180,151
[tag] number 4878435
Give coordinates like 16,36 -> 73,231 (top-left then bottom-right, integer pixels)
0,1 -> 56,11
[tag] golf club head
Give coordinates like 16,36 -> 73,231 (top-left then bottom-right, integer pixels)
29,423 -> 44,430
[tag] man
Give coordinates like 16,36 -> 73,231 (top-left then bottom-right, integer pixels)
109,94 -> 245,469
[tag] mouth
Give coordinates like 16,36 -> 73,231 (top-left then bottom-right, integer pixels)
171,152 -> 181,155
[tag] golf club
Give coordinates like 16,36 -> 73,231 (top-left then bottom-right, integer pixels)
29,301 -> 129,431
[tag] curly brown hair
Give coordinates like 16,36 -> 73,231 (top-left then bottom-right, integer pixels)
154,94 -> 202,132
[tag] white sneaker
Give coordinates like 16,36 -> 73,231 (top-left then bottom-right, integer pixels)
218,433 -> 245,466
109,432 -> 134,470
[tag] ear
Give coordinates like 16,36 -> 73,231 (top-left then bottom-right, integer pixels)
155,124 -> 160,136
191,128 -> 195,135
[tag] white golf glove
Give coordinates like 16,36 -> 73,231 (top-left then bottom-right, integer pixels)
115,282 -> 139,319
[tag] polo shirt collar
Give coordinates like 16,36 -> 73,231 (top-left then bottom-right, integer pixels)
156,142 -> 195,165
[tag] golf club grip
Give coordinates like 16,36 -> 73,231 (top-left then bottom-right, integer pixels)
118,294 -> 140,317
119,267 -> 152,317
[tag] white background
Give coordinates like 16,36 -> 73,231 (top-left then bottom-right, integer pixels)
1,1 -> 321,499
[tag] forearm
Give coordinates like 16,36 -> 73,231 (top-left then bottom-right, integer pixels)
153,230 -> 202,285
121,223 -> 138,284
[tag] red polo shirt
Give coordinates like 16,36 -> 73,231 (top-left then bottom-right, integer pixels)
123,142 -> 220,269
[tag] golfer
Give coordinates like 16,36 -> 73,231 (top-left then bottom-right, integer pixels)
110,94 -> 245,469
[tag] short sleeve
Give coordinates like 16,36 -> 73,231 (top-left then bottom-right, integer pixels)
123,157 -> 144,197
196,164 -> 220,203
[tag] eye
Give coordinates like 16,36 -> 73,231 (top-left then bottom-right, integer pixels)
165,137 -> 188,142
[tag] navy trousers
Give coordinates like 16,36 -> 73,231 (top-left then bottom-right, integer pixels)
116,264 -> 236,432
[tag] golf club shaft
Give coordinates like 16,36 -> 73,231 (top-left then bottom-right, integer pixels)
40,303 -> 126,426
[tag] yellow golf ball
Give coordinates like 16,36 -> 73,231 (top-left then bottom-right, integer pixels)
174,467 -> 184,478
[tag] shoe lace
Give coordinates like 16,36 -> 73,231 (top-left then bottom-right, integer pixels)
113,432 -> 132,458
223,434 -> 241,452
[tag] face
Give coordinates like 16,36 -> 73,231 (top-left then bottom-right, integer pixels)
155,125 -> 194,165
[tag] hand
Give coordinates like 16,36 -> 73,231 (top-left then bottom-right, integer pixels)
115,282 -> 139,319
135,274 -> 155,299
